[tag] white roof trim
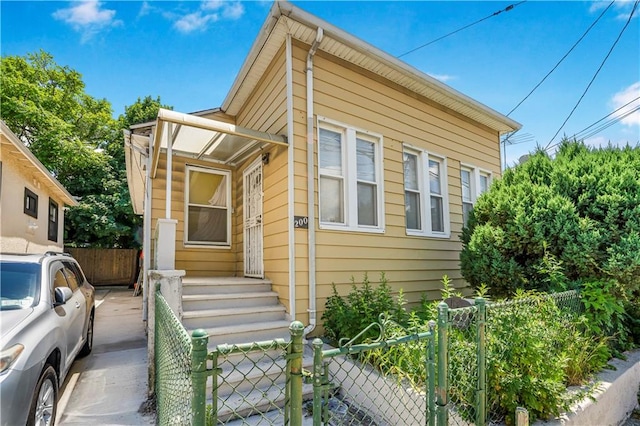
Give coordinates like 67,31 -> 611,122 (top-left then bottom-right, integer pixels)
150,108 -> 287,177
223,1 -> 520,134
0,120 -> 78,206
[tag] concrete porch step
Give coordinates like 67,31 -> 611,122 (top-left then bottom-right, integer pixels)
182,291 -> 280,311
188,320 -> 292,349
182,305 -> 287,329
182,276 -> 272,295
214,382 -> 315,424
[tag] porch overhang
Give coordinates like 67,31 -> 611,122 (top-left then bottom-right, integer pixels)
151,108 -> 288,178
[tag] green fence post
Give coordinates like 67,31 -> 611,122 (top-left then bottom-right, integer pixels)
436,302 -> 449,426
312,338 -> 324,425
289,321 -> 304,426
476,297 -> 487,426
427,320 -> 437,426
191,329 -> 209,426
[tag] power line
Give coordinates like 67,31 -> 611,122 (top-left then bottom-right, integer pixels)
397,1 -> 527,59
572,95 -> 640,138
544,0 -> 640,150
507,0 -> 614,117
545,97 -> 640,152
578,106 -> 640,140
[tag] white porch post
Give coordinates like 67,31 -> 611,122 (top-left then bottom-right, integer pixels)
155,123 -> 177,270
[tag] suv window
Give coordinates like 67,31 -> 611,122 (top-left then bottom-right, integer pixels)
0,262 -> 40,310
62,266 -> 79,291
53,269 -> 69,290
63,261 -> 86,287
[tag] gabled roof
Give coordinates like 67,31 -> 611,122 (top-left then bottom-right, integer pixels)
223,1 -> 521,134
0,120 -> 78,206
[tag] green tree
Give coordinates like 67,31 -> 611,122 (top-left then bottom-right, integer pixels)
460,140 -> 640,343
0,51 -> 170,248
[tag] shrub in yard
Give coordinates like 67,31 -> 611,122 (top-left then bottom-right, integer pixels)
461,141 -> 640,296
461,140 -> 640,345
321,272 -> 408,345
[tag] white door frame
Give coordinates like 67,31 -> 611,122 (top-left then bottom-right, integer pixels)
243,159 -> 264,278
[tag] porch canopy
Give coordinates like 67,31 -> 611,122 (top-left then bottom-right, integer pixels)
151,108 -> 288,178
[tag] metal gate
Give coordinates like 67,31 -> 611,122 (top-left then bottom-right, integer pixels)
243,160 -> 263,277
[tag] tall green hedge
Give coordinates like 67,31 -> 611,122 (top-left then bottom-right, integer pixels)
460,141 -> 640,301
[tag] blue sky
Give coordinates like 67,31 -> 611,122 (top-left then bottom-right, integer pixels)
1,0 -> 639,166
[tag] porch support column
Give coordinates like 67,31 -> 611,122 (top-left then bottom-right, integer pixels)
155,122 -> 176,270
154,219 -> 177,270
147,269 -> 186,396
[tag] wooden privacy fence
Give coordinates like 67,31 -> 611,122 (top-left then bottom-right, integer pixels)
65,248 -> 139,286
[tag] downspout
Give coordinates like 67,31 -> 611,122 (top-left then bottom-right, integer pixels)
304,27 -> 324,337
286,33 -> 296,321
142,132 -> 153,323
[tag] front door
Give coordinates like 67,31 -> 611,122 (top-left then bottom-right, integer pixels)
243,160 -> 263,277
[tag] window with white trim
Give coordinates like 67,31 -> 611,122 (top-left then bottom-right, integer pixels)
185,165 -> 231,246
318,118 -> 384,232
460,165 -> 492,225
403,147 -> 450,237
48,198 -> 59,242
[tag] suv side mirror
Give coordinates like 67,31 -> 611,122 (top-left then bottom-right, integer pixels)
54,287 -> 73,305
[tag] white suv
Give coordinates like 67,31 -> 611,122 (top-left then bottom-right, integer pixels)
0,252 -> 95,426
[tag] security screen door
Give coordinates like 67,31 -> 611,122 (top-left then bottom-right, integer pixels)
243,160 -> 263,277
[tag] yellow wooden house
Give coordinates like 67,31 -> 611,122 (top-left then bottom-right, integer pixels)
125,1 -> 521,345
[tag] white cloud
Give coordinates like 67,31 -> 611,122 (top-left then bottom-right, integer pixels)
138,1 -> 154,18
221,2 -> 244,20
427,73 -> 455,83
610,82 -> 640,127
168,1 -> 244,33
174,11 -> 219,33
53,1 -> 122,42
201,0 -> 224,11
589,0 -> 639,20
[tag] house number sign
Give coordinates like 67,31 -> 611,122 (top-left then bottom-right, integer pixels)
294,216 -> 309,229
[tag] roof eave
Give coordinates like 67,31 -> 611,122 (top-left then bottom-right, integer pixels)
222,1 -> 521,134
0,121 -> 78,207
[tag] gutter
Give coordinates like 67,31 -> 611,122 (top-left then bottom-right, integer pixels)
286,33 -> 296,321
304,27 -> 324,337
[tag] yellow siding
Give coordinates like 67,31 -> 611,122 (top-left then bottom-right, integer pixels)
235,45 -> 291,310
151,156 -> 238,276
289,42 -> 500,332
151,39 -> 502,331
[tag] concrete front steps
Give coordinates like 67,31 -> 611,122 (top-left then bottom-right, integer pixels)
181,276 -> 313,422
181,276 -> 292,348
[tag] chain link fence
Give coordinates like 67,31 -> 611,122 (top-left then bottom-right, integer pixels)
155,285 -> 583,426
311,318 -> 437,426
155,289 -> 194,425
210,339 -> 294,425
446,303 -> 481,426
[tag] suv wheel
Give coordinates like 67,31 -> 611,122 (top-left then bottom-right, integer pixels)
79,312 -> 94,357
27,364 -> 58,426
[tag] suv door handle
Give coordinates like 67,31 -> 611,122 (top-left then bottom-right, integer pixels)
75,301 -> 80,309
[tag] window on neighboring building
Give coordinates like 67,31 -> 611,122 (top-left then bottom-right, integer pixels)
24,188 -> 38,218
185,166 -> 231,246
403,147 -> 450,237
460,165 -> 492,225
318,118 -> 384,232
48,199 -> 59,242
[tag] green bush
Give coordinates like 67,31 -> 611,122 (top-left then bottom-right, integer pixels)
460,141 -> 640,344
321,272 -> 407,344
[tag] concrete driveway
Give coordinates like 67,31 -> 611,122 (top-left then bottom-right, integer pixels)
56,287 -> 155,425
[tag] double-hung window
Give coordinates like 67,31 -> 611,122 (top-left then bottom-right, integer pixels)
460,165 -> 492,225
318,118 -> 384,232
48,199 -> 59,242
24,188 -> 38,218
403,146 -> 450,237
185,165 -> 231,246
